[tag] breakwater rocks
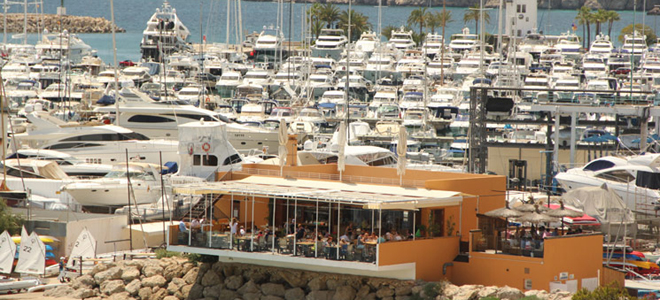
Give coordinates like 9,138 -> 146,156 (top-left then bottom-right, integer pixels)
0,14 -> 124,34
44,257 -> 575,300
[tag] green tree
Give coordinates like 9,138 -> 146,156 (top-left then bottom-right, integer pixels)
572,282 -> 634,300
604,10 -> 620,38
576,7 -> 592,49
593,9 -> 608,36
0,199 -> 23,235
319,3 -> 340,29
307,3 -> 325,40
338,9 -> 372,42
463,5 -> 490,36
408,7 -> 430,38
619,23 -> 656,45
426,10 -> 452,34
381,25 -> 398,40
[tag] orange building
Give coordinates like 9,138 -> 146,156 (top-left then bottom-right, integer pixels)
167,163 -> 613,292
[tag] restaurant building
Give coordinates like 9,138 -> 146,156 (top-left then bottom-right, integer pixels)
167,151 -> 615,292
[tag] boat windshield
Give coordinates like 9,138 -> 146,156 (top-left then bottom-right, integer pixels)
105,170 -> 156,181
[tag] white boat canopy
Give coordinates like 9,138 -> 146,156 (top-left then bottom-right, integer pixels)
172,176 -> 463,210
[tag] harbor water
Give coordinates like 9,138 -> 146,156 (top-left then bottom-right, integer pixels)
0,0 -> 650,63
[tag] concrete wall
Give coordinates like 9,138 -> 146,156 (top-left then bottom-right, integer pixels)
379,236 -> 460,281
65,215 -> 129,256
452,233 -> 603,291
487,146 -> 592,182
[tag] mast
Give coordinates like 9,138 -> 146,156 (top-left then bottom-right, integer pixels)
345,0 -> 352,143
111,0 -> 119,125
497,0 -> 503,77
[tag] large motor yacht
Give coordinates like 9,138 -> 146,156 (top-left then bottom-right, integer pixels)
388,27 -> 416,50
253,25 -> 285,64
140,1 -> 191,62
311,29 -> 348,60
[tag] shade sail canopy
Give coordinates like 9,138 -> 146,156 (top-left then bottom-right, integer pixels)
173,176 -> 463,210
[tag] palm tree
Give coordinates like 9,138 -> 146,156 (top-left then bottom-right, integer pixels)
463,5 -> 489,36
576,7 -> 592,49
381,25 -> 398,40
319,3 -> 340,29
426,10 -> 452,34
592,9 -> 607,36
407,7 -> 429,38
604,10 -> 620,38
338,9 -> 372,41
308,3 -> 325,40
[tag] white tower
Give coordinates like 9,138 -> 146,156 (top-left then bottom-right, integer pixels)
505,0 -> 538,38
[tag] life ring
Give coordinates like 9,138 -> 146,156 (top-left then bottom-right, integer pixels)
188,144 -> 194,155
205,96 -> 210,103
202,142 -> 211,152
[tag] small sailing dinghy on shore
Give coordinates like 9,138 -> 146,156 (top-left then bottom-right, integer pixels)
64,228 -> 97,279
0,228 -> 41,292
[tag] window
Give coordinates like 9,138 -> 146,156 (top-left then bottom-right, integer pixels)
583,160 -> 616,172
522,4 -> 526,13
193,155 -> 220,166
46,143 -> 102,150
127,115 -> 175,123
61,133 -> 149,142
594,170 -> 634,183
517,30 -> 522,37
517,4 -> 521,12
223,154 -> 242,166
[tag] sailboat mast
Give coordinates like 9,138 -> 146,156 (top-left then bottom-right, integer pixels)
111,0 -> 119,126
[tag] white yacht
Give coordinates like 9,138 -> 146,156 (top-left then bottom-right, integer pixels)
422,33 -> 445,58
582,54 -> 608,79
140,1 -> 191,62
589,33 -> 614,56
215,71 -> 243,98
35,30 -> 92,64
354,31 -> 379,55
7,149 -> 113,177
555,154 -> 660,214
553,32 -> 582,61
621,31 -> 647,62
311,29 -> 348,60
388,27 -> 416,50
448,27 -> 478,56
62,163 -> 163,207
363,53 -> 396,82
253,25 -> 284,63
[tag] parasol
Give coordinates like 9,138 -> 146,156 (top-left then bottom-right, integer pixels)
545,201 -> 583,218
518,205 -> 560,224
484,202 -> 524,219
278,118 -> 288,175
396,125 -> 407,185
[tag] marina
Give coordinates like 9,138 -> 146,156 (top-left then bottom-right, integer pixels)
0,0 -> 659,298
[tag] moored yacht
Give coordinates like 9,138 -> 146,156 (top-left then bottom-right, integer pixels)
388,27 -> 416,50
311,29 -> 348,60
140,1 -> 191,62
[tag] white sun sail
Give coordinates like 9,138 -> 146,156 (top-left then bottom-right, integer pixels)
0,231 -> 16,274
15,229 -> 45,275
67,228 -> 96,269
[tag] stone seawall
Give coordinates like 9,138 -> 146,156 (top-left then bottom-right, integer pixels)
246,0 -> 659,10
0,14 -> 124,34
43,257 -> 574,300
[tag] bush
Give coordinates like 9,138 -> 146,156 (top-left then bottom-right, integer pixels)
572,282 -> 636,300
185,253 -> 218,264
155,249 -> 181,259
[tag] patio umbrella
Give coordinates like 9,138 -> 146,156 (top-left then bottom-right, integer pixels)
278,118 -> 288,176
513,197 -> 549,213
396,125 -> 407,185
337,121 -> 347,179
518,206 -> 560,224
484,202 -> 524,219
545,201 -> 583,218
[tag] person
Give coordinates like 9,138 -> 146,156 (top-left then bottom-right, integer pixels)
58,257 -> 67,283
340,232 -> 349,243
230,218 -> 238,236
191,218 -> 201,230
239,226 -> 246,236
179,221 -> 189,233
295,224 -> 305,240
393,230 -> 403,241
553,228 -> 559,237
377,233 -> 387,243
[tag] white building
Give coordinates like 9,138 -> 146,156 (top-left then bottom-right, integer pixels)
505,0 -> 538,38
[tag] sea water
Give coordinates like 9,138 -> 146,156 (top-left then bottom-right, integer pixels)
0,0 -> 649,63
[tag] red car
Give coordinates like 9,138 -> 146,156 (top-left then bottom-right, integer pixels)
610,67 -> 631,75
119,60 -> 136,67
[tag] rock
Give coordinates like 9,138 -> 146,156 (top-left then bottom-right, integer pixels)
238,280 -> 260,295
453,286 -> 480,300
331,286 -> 355,300
143,265 -> 164,278
122,267 -> 141,282
183,267 -> 199,285
142,275 -> 167,288
262,283 -> 286,296
107,291 -> 131,300
94,266 -> 123,285
326,279 -> 343,291
123,260 -> 144,271
44,285 -> 74,297
179,285 -> 192,299
125,279 -> 142,296
167,280 -> 183,295
201,269 -> 220,287
376,287 -> 394,298
218,289 -> 240,299
72,274 -> 96,290
225,274 -> 244,290
363,293 -> 377,300
71,288 -> 96,299
164,296 -> 179,300
89,262 -> 112,277
395,296 -> 410,300
151,287 -> 168,300
308,277 -> 327,291
139,287 -> 153,300
243,292 -> 262,300
356,285 -> 370,299
163,263 -> 184,281
496,286 -> 524,300
203,285 -> 223,299
279,270 -> 306,288
478,286 -> 499,298
188,283 -> 205,300
285,287 -> 305,300
525,290 -> 549,299
306,290 -> 333,300
395,284 -> 413,296
181,262 -> 194,275
263,296 -> 284,300
443,284 -> 460,298
242,267 -> 267,284
101,279 -> 125,295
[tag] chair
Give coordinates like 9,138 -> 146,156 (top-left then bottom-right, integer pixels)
346,245 -> 355,261
257,236 -> 266,251
278,238 -> 291,254
339,244 -> 348,260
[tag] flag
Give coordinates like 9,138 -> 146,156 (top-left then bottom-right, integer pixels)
203,35 -> 206,43
571,23 -> 577,31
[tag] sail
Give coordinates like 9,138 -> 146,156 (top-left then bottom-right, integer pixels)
67,228 -> 96,269
0,231 -> 16,274
15,229 -> 46,275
